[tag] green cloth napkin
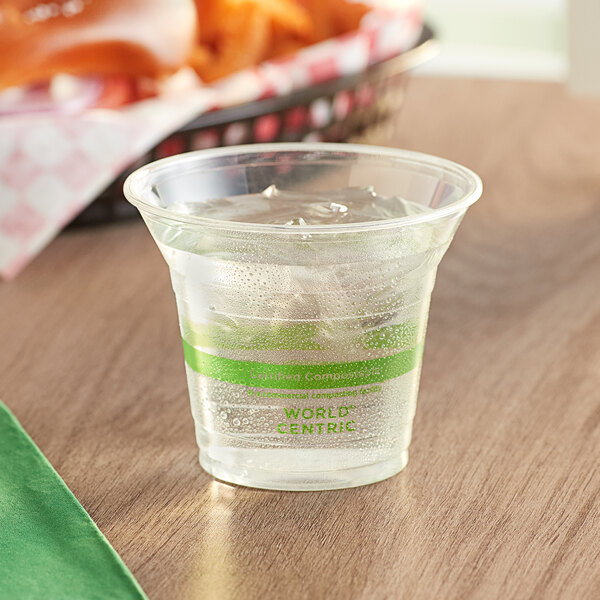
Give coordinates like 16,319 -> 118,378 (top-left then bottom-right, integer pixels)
0,401 -> 148,600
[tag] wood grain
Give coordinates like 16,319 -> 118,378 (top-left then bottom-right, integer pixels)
1,78 -> 600,600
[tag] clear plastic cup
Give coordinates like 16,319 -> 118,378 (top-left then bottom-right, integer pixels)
124,143 -> 482,491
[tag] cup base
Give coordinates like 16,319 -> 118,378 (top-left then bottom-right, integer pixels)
198,448 -> 408,491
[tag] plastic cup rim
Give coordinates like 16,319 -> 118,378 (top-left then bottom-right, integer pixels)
123,142 -> 483,234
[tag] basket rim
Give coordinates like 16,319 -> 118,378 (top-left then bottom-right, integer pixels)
180,25 -> 437,131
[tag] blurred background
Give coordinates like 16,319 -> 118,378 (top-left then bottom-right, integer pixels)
424,0 -> 598,93
0,0 -> 597,279
423,0 -> 566,81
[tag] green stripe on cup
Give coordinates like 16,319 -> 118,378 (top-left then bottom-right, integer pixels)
182,339 -> 423,389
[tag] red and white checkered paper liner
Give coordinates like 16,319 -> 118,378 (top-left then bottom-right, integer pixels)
0,5 -> 422,280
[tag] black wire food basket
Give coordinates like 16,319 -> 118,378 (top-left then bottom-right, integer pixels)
72,26 -> 435,226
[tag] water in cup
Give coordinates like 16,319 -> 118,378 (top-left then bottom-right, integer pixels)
155,186 -> 451,489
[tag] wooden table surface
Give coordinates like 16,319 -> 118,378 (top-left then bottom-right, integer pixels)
2,78 -> 600,600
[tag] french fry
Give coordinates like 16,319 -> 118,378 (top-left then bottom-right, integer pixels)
297,0 -> 369,41
191,0 -> 370,81
295,0 -> 336,42
245,0 -> 312,36
195,3 -> 271,81
188,45 -> 212,72
269,35 -> 307,59
329,0 -> 370,34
